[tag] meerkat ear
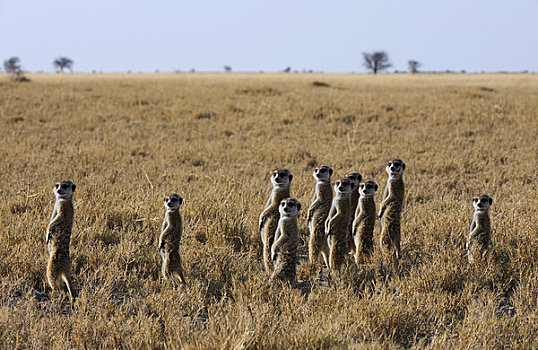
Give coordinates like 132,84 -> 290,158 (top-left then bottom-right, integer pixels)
328,167 -> 333,176
297,202 -> 301,211
488,197 -> 492,205
374,184 -> 378,191
179,197 -> 183,204
71,183 -> 76,192
402,162 -> 406,170
358,174 -> 363,182
288,174 -> 293,182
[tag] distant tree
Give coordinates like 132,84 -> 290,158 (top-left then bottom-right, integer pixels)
283,66 -> 291,73
3,56 -> 30,81
362,51 -> 392,74
408,60 -> 421,74
224,65 -> 232,72
4,57 -> 22,76
53,57 -> 74,72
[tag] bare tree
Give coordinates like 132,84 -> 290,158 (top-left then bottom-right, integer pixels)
408,60 -> 421,74
283,66 -> 291,73
362,51 -> 392,74
223,65 -> 232,72
53,57 -> 74,72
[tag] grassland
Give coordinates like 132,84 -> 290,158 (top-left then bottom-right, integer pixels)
0,72 -> 537,349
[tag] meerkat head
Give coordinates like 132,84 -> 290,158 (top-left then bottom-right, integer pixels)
313,165 -> 333,183
271,168 -> 293,188
279,198 -> 301,218
473,194 -> 492,212
53,180 -> 76,200
386,159 -> 405,178
334,178 -> 352,197
359,180 -> 378,197
164,193 -> 183,211
345,172 -> 363,190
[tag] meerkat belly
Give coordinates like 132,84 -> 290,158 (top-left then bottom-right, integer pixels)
312,205 -> 331,234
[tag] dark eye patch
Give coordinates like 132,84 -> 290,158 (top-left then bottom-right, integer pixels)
288,202 -> 295,207
61,184 -> 69,189
320,168 -> 326,173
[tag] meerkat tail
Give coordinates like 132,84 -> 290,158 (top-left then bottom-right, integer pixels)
61,274 -> 75,301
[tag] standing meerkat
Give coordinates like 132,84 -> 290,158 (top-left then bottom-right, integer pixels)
46,180 -> 76,300
378,159 -> 406,264
307,165 -> 333,269
352,180 -> 378,264
466,194 -> 493,263
345,172 -> 362,254
259,168 -> 293,273
159,194 -> 186,284
325,178 -> 353,271
271,198 -> 301,284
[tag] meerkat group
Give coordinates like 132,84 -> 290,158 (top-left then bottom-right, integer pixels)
43,158 -> 492,298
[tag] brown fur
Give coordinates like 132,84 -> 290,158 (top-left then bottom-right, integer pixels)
379,159 -> 405,264
159,194 -> 185,284
352,181 -> 377,264
271,198 -> 300,284
466,194 -> 493,263
345,172 -> 362,254
307,166 -> 333,268
259,169 -> 292,273
326,178 -> 352,271
46,180 -> 76,300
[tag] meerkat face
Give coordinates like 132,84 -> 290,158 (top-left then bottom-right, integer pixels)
359,181 -> 378,197
334,178 -> 352,196
345,172 -> 363,190
473,194 -> 492,212
53,180 -> 76,200
386,159 -> 406,178
164,193 -> 183,211
271,168 -> 293,187
313,165 -> 333,182
279,198 -> 301,217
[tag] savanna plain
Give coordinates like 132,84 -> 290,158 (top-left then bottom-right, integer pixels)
0,73 -> 537,349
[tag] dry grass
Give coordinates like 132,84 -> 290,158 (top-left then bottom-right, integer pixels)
0,72 -> 537,349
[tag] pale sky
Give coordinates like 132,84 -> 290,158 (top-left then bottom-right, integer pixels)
1,0 -> 537,73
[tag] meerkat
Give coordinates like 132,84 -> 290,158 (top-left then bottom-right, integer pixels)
159,193 -> 186,284
46,180 -> 76,301
466,194 -> 493,263
325,178 -> 353,271
271,198 -> 301,284
378,159 -> 406,264
352,180 -> 378,264
345,172 -> 362,254
259,168 -> 293,273
307,165 -> 333,269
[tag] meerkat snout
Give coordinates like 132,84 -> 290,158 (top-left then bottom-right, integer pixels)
164,194 -> 183,211
473,195 -> 492,211
313,166 -> 333,181
359,181 -> 378,197
53,180 -> 76,199
387,159 -> 405,177
280,198 -> 301,216
336,179 -> 352,193
271,169 -> 293,186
